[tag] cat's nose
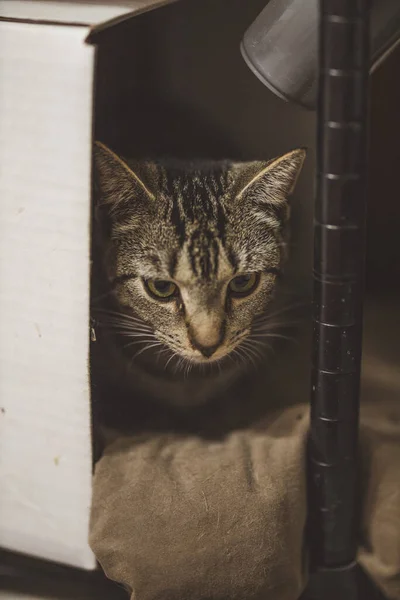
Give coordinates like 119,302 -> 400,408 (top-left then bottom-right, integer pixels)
194,341 -> 220,358
187,310 -> 226,358
187,318 -> 225,358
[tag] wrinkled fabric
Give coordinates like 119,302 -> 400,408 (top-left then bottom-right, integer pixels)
90,406 -> 309,600
89,401 -> 400,600
358,401 -> 400,600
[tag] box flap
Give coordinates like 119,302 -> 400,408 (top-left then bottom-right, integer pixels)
0,1 -> 178,32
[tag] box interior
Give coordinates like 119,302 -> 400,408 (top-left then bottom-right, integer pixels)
92,0 -> 400,406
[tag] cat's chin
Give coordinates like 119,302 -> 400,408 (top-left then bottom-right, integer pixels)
116,343 -> 245,408
166,346 -> 238,367
182,354 -> 228,366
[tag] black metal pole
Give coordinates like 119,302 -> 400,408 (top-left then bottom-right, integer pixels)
308,0 -> 369,575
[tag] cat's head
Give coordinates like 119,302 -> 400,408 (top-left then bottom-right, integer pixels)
93,142 -> 306,364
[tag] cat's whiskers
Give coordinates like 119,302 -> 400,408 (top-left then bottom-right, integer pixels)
97,322 -> 154,338
251,332 -> 297,343
184,360 -> 194,379
230,329 -> 275,369
174,357 -> 185,375
252,318 -> 301,330
102,311 -> 297,373
94,308 -> 152,328
104,324 -> 154,336
94,314 -> 169,359
123,336 -> 159,350
230,346 -> 250,370
99,319 -> 152,332
239,340 -> 263,369
156,346 -> 172,358
132,342 -> 165,362
94,309 -> 155,340
252,301 -> 307,326
245,338 -> 273,352
164,352 -> 178,370
250,303 -> 304,350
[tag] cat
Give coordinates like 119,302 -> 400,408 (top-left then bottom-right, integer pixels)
91,142 -> 309,436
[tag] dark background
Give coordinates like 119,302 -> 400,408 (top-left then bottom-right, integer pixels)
93,0 -> 400,296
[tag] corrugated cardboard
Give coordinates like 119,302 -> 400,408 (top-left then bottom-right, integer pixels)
0,0 -> 177,570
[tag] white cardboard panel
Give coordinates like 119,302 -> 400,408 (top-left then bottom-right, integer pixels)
0,0 -> 176,29
0,21 -> 96,569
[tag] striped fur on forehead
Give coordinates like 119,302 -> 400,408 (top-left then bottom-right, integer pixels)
93,143 -> 306,284
157,162 -> 229,242
154,162 -> 231,281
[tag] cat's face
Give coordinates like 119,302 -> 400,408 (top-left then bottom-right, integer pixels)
94,143 -> 305,364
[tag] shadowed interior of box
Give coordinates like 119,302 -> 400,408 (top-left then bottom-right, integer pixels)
91,0 -> 400,412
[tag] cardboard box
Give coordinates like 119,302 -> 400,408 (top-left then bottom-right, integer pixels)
0,0 -> 176,570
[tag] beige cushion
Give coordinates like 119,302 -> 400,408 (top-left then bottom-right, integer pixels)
89,401 -> 400,600
358,401 -> 400,599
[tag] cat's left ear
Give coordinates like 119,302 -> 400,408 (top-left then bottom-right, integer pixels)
232,148 -> 307,207
93,141 -> 157,213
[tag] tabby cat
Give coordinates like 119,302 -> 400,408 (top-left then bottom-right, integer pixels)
91,142 -> 307,433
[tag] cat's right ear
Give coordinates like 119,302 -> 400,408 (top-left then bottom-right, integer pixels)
93,142 -> 155,214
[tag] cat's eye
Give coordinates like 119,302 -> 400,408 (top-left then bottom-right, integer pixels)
228,273 -> 259,297
145,279 -> 178,300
